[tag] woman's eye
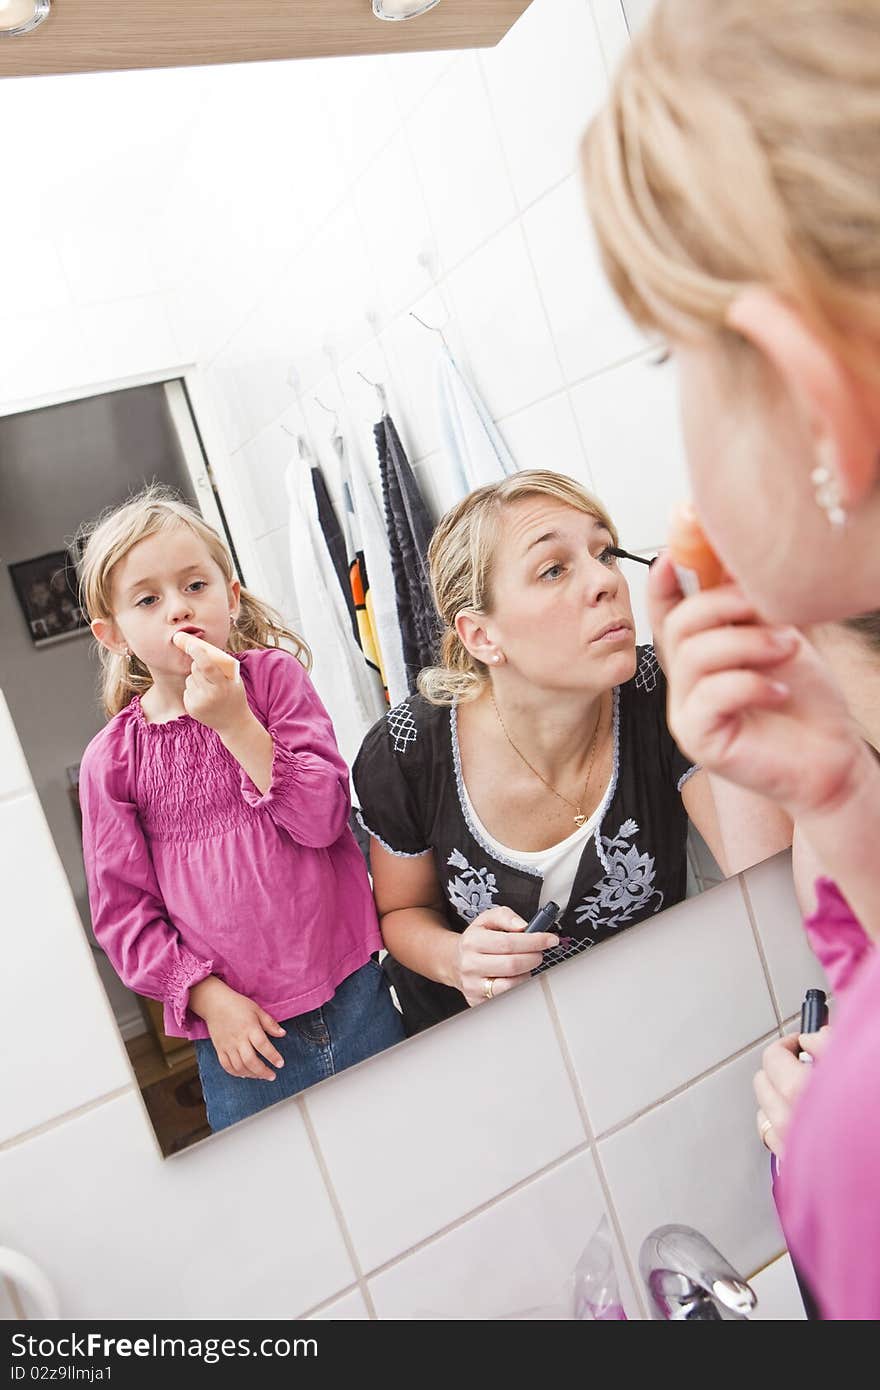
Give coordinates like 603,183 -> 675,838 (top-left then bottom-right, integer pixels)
598,547 -> 618,567
539,564 -> 566,582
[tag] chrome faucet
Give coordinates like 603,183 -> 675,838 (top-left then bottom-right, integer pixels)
640,1225 -> 757,1320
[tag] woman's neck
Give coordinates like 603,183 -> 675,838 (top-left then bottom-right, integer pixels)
480,678 -> 607,783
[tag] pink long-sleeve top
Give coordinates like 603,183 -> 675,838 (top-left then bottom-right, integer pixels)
78,646 -> 381,1040
778,878 -> 879,1319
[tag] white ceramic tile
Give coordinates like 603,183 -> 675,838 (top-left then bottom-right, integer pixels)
496,391 -> 590,481
0,794 -> 132,1144
353,132 -> 437,323
743,851 -> 830,1022
233,412 -> 302,542
0,694 -> 32,800
255,526 -> 300,630
749,1253 -> 807,1320
305,981 -> 585,1271
0,235 -> 72,319
407,53 -> 517,274
599,1045 -> 786,1287
78,296 -> 181,385
447,222 -> 564,422
481,0 -> 607,209
324,54 -> 401,181
309,1289 -> 371,1320
384,48 -> 461,119
523,174 -> 644,382
548,877 -> 776,1133
0,309 -> 86,406
0,1092 -> 354,1319
570,353 -> 687,551
57,222 -> 158,305
591,0 -> 632,77
379,286 -> 467,463
369,1151 -> 639,1320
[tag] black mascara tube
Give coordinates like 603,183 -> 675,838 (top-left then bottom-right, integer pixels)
524,900 -> 561,934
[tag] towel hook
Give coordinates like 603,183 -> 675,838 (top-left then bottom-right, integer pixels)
314,395 -> 341,434
356,370 -> 388,415
409,310 -> 450,352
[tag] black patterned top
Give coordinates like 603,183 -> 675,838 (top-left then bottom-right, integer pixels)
352,646 -> 697,1035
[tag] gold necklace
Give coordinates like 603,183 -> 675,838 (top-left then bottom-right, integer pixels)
490,692 -> 604,827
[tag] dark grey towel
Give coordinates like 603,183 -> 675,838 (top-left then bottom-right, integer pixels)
373,415 -> 439,692
310,463 -> 359,644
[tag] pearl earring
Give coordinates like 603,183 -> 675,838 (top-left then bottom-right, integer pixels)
493,654 -> 502,664
811,441 -> 847,529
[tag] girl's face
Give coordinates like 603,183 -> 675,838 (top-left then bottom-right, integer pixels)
479,497 -> 637,693
99,525 -> 239,681
674,340 -> 866,625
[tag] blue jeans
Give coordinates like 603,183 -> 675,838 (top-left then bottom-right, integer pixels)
194,958 -> 404,1132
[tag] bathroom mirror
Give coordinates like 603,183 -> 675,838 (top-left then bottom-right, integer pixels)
0,0 -> 794,1156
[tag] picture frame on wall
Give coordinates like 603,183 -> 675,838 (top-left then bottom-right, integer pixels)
8,549 -> 90,648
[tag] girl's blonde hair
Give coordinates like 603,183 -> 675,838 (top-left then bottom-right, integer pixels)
77,484 -> 310,718
582,0 -> 880,388
417,470 -> 618,706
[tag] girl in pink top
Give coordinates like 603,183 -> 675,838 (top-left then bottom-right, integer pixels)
582,0 -> 880,1318
77,485 -> 403,1132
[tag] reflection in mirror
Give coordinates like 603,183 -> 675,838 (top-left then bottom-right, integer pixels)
0,23 -> 797,1156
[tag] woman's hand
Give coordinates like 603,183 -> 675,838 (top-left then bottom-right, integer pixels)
647,554 -> 866,819
189,976 -> 287,1081
754,1028 -> 833,1158
454,906 -> 559,1008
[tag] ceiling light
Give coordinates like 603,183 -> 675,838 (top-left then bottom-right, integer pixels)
0,0 -> 50,37
372,1 -> 442,20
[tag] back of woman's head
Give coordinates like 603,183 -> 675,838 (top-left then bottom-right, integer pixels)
417,470 -> 617,705
582,0 -> 880,388
77,483 -> 309,717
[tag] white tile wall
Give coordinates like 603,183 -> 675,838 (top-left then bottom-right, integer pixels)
304,984 -> 585,1272
0,1093 -> 354,1319
368,1151 -> 638,1320
548,878 -> 776,1134
0,0 -> 813,1322
599,1046 -> 787,1284
743,851 -> 830,1022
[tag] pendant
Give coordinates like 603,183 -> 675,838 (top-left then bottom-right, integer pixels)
573,812 -> 586,828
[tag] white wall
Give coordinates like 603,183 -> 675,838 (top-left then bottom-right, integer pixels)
0,0 -> 826,1319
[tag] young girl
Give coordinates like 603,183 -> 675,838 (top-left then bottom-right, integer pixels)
77,484 -> 404,1132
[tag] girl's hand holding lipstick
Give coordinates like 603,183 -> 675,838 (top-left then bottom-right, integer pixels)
647,553 -> 869,821
172,630 -> 249,737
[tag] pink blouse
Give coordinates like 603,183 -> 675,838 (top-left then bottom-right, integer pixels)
79,646 -> 381,1039
778,877 -> 879,1319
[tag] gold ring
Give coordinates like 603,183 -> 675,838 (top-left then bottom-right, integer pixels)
759,1117 -> 773,1142
483,977 -> 496,1001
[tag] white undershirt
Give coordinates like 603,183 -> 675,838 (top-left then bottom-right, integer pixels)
460,779 -> 607,915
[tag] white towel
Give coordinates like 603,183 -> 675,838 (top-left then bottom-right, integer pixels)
436,344 -> 518,496
335,431 -> 409,709
285,450 -> 385,771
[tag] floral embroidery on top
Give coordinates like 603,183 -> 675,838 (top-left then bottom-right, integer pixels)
446,847 -> 499,924
573,818 -> 664,930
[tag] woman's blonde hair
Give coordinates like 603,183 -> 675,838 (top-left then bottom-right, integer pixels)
582,0 -> 880,388
77,484 -> 310,718
417,470 -> 618,706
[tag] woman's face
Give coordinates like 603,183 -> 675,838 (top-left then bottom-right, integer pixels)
674,340 -> 867,626
482,496 -> 637,693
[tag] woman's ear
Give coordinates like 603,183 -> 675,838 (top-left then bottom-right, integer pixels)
726,287 -> 879,508
455,610 -> 499,666
91,618 -> 126,655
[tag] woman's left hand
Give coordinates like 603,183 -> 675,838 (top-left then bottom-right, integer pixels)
647,554 -> 865,819
754,1027 -> 833,1158
173,632 -> 250,736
